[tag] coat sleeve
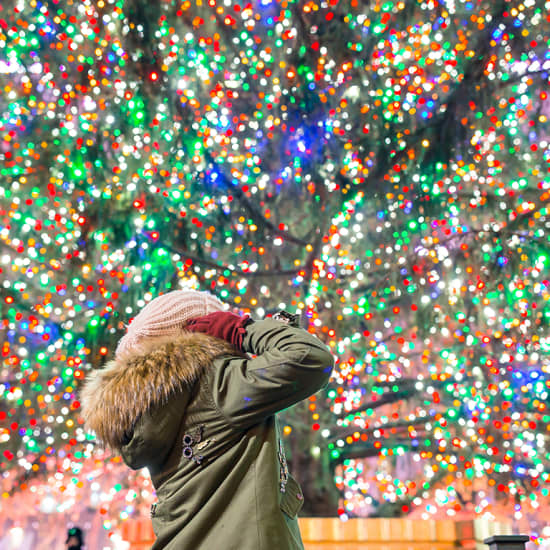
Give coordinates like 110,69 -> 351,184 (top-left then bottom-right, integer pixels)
209,319 -> 334,429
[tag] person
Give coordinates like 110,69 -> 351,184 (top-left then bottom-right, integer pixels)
65,527 -> 84,550
81,290 -> 333,549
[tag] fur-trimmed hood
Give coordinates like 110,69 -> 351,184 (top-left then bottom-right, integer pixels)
80,332 -> 234,450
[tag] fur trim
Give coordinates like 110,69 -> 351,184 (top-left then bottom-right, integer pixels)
80,332 -> 234,449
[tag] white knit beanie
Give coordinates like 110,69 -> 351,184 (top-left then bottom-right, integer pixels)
115,290 -> 226,358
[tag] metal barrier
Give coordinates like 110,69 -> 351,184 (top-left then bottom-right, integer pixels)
121,518 -> 529,549
484,536 -> 530,550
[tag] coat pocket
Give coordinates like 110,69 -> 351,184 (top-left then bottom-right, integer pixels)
280,475 -> 304,519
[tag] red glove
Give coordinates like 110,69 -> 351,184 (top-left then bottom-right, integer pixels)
184,311 -> 251,351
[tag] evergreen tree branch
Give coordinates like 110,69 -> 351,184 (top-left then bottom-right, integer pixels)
158,242 -> 303,277
205,152 -> 311,246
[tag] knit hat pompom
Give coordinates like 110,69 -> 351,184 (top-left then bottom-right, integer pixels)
115,290 -> 226,358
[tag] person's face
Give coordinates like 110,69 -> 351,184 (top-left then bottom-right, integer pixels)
67,536 -> 80,549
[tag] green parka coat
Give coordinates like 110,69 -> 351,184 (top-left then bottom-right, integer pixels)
82,318 -> 334,549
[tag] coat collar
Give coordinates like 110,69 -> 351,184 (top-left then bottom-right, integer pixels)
80,332 -> 233,449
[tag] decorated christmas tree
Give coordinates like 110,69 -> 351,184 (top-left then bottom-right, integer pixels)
1,0 -> 549,544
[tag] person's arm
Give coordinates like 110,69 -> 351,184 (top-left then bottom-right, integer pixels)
207,317 -> 334,429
